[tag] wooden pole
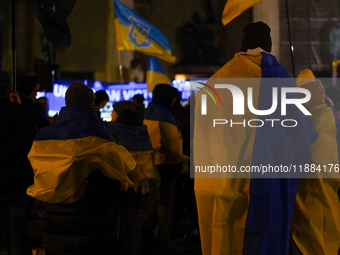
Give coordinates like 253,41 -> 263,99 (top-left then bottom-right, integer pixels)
117,49 -> 124,84
284,0 -> 296,78
12,0 -> 16,92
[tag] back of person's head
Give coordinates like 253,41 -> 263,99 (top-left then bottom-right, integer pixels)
240,21 -> 272,53
132,94 -> 145,104
113,100 -> 144,126
296,69 -> 316,87
94,90 -> 109,107
0,70 -> 12,96
16,76 -> 39,96
152,84 -> 179,110
65,82 -> 95,109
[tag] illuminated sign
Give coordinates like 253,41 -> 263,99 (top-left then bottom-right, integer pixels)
37,79 -> 194,118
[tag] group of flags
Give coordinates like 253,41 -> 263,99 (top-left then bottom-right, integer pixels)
24,0 -> 262,91
113,0 -> 261,91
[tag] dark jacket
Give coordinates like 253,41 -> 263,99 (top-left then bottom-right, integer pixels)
43,170 -> 121,255
0,97 -> 37,195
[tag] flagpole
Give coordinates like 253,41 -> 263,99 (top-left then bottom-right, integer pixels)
284,0 -> 295,78
117,49 -> 124,84
12,0 -> 16,92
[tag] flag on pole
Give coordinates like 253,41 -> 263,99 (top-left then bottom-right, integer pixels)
146,56 -> 170,92
113,0 -> 176,63
222,0 -> 261,26
24,0 -> 76,50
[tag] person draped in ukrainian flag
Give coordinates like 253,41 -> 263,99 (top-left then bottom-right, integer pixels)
106,100 -> 160,255
194,22 -> 318,255
290,78 -> 340,255
27,82 -> 136,254
143,84 -> 190,251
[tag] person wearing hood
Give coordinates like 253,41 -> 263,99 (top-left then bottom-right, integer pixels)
194,22 -> 318,255
27,82 -> 136,254
106,100 -> 159,255
143,84 -> 189,251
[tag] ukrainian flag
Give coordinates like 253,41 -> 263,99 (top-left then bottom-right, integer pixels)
194,49 -> 318,255
106,122 -> 160,186
144,103 -> 189,165
113,0 -> 176,63
146,56 -> 171,92
222,0 -> 261,25
27,107 -> 136,204
291,89 -> 340,255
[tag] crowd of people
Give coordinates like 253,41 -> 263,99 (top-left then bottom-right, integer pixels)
1,73 -> 192,254
1,20 -> 340,255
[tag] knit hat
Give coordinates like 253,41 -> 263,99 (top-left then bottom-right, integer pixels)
113,101 -> 133,115
113,100 -> 144,126
16,76 -> 39,96
296,69 -> 315,87
0,70 -> 12,96
240,22 -> 272,53
65,82 -> 95,109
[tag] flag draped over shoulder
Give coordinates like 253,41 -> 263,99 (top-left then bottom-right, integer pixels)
27,107 -> 136,204
144,103 -> 189,165
222,0 -> 261,26
146,56 -> 170,92
113,0 -> 176,63
24,0 -> 76,50
194,50 -> 318,255
291,101 -> 340,255
106,122 -> 160,186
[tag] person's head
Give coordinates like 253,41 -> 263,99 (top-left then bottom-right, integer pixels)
112,100 -> 144,126
240,21 -> 272,53
16,76 -> 40,101
296,69 -> 315,87
0,70 -> 12,96
152,84 -> 179,110
65,82 -> 95,109
94,90 -> 109,109
131,94 -> 145,104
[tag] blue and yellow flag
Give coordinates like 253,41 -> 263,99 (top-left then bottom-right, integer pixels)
106,122 -> 160,186
27,107 -> 136,204
146,56 -> 171,92
194,49 -> 318,255
113,0 -> 175,63
291,81 -> 340,255
222,0 -> 261,25
144,103 -> 189,165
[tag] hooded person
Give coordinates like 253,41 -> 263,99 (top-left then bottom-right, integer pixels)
290,80 -> 340,255
27,82 -> 136,254
143,84 -> 189,251
106,100 -> 159,255
194,22 -> 318,255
